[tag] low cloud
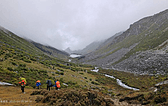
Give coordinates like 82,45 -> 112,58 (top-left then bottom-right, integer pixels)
0,0 -> 168,50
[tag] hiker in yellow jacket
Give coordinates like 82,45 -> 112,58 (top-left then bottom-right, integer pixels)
18,77 -> 26,93
19,80 -> 26,93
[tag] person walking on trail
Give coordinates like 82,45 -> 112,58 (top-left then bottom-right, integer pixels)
36,80 -> 41,89
53,80 -> 61,90
19,80 -> 26,93
46,80 -> 52,91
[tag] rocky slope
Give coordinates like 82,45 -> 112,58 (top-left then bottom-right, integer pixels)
113,50 -> 168,75
78,9 -> 168,75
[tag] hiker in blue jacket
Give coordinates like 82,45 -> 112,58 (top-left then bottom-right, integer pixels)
46,80 -> 52,91
36,80 -> 41,89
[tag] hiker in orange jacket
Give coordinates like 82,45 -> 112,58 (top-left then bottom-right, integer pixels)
19,80 -> 26,93
53,80 -> 60,90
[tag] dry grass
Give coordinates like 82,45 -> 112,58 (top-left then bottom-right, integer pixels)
0,86 -> 42,106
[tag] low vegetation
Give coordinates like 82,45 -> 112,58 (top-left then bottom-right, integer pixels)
1,27 -> 168,105
99,68 -> 168,89
31,89 -> 114,106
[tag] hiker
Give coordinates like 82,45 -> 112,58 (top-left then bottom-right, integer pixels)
36,80 -> 41,89
19,80 -> 26,93
46,80 -> 52,91
53,80 -> 61,90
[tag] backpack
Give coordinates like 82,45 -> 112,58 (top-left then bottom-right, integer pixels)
21,80 -> 26,86
36,82 -> 41,87
56,81 -> 60,88
47,80 -> 52,86
20,77 -> 27,83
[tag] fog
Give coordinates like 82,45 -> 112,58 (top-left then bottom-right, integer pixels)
0,0 -> 168,50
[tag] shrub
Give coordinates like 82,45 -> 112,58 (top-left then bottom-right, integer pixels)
79,73 -> 84,75
30,58 -> 36,61
19,64 -> 26,67
23,58 -> 31,63
60,72 -> 64,75
153,95 -> 167,104
7,67 -> 13,71
91,81 -> 100,85
11,62 -> 17,66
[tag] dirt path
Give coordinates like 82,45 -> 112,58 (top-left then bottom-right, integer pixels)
0,86 -> 142,106
0,86 -> 42,106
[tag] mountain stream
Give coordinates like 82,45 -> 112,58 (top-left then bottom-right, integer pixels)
91,68 -> 139,91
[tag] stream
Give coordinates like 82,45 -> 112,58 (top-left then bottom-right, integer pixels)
91,68 -> 139,91
0,65 -> 139,90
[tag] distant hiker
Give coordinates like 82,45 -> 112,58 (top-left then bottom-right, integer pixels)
36,80 -> 41,89
46,80 -> 52,91
19,80 -> 26,93
53,80 -> 61,90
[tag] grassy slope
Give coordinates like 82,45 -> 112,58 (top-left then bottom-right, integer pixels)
0,29 -> 42,55
1,40 -> 168,105
0,28 -> 98,88
99,68 -> 168,89
31,41 -> 69,60
0,29 -> 118,92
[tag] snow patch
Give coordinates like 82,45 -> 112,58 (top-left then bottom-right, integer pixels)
70,54 -> 81,58
0,81 -> 13,86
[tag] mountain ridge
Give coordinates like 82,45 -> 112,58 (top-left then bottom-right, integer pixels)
0,26 -> 69,60
78,9 -> 168,75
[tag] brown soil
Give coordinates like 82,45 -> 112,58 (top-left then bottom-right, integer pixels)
0,85 -> 141,106
0,85 -> 44,106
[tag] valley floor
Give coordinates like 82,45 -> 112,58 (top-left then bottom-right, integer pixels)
0,85 -> 142,106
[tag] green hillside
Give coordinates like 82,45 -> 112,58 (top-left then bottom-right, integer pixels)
0,26 -> 118,91
1,26 -> 168,105
0,27 -> 42,55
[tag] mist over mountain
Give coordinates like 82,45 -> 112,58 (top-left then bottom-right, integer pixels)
0,0 -> 168,50
65,40 -> 105,55
78,9 -> 168,75
0,26 -> 69,60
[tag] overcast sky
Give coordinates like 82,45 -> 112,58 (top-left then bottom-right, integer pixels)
0,0 -> 168,50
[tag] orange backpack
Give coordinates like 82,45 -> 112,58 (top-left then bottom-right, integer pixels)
56,81 -> 60,88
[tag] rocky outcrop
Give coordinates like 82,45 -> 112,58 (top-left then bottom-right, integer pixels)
113,51 -> 168,75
